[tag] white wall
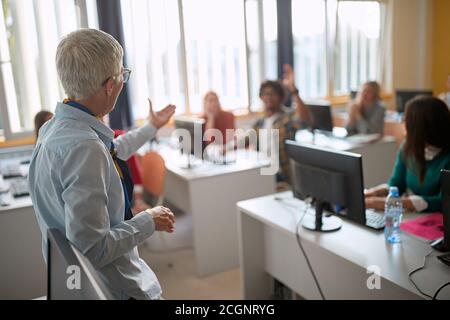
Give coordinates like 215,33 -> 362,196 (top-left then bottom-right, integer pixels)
391,0 -> 433,90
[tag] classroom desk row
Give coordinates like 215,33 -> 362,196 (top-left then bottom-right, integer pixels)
0,132 -> 401,299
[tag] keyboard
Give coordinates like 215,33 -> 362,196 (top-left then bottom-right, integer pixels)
365,209 -> 385,230
1,164 -> 24,179
9,178 -> 29,198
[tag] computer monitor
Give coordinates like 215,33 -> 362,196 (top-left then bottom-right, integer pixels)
47,229 -> 113,300
173,117 -> 206,167
306,102 -> 333,133
395,89 -> 433,113
285,140 -> 367,231
440,169 -> 450,251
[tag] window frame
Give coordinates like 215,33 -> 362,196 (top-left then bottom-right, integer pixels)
291,0 -> 388,104
0,0 -> 95,142
0,0 -> 390,143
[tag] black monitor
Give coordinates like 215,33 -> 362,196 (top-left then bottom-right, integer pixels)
306,102 -> 333,132
47,229 -> 113,300
440,169 -> 450,251
173,117 -> 206,168
285,140 -> 367,231
395,89 -> 433,113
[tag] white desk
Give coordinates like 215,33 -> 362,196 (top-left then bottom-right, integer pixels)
296,130 -> 397,188
0,196 -> 46,299
153,145 -> 276,276
0,146 -> 46,299
238,191 -> 450,300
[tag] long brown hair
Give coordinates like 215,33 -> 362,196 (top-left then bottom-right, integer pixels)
34,110 -> 53,138
403,96 -> 450,182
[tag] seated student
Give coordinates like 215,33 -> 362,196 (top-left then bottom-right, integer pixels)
202,91 -> 235,145
252,64 -> 311,183
346,81 -> 385,135
34,110 -> 54,138
438,74 -> 450,107
365,96 -> 450,213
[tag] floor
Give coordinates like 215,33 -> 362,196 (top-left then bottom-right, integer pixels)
138,209 -> 242,300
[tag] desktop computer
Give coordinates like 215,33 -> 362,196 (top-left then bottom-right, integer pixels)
47,229 -> 113,300
350,90 -> 358,100
432,170 -> 450,253
305,102 -> 334,133
173,116 -> 235,166
173,116 -> 206,168
285,140 -> 385,231
441,170 -> 450,251
395,89 -> 433,113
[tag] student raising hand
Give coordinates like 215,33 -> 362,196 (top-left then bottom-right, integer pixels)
281,64 -> 311,124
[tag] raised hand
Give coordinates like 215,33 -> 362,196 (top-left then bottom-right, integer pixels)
148,98 -> 176,129
282,64 -> 297,93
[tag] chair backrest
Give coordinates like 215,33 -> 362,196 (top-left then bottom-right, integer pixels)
140,151 -> 166,197
47,229 -> 113,300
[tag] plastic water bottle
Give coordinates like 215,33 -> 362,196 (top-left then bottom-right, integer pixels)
384,186 -> 403,243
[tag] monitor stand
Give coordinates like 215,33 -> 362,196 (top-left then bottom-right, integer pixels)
179,152 -> 202,169
302,200 -> 342,232
431,237 -> 449,252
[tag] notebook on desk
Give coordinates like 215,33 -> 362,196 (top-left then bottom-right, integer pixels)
400,213 -> 444,241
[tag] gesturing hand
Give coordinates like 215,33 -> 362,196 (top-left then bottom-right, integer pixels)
148,98 -> 176,129
146,206 -> 175,233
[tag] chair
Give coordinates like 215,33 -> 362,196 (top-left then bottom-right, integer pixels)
139,151 -> 168,252
140,151 -> 166,207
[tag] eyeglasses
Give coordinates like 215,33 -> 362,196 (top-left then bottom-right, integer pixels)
102,68 -> 132,86
122,68 -> 131,83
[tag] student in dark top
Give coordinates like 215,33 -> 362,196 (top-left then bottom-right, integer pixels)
202,91 -> 235,146
365,96 -> 450,213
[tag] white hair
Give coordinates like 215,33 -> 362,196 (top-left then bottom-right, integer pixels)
56,28 -> 123,100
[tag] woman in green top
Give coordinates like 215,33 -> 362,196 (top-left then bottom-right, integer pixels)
365,96 -> 450,213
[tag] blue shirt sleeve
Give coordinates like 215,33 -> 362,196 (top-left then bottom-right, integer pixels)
114,123 -> 157,161
59,140 -> 155,269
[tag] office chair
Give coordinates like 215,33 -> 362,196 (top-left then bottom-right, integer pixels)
139,151 -> 169,253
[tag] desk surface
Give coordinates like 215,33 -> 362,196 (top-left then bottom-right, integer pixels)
142,144 -> 271,181
295,130 -> 396,151
0,195 -> 33,212
237,191 -> 450,299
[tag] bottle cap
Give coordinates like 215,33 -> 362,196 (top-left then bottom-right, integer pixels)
389,186 -> 399,197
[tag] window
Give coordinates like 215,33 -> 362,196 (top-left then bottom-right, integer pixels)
334,0 -> 381,95
291,0 -> 384,99
245,0 -> 278,111
121,0 -> 185,119
183,0 -> 248,113
292,0 -> 327,99
0,0 -> 98,139
122,0 -> 277,117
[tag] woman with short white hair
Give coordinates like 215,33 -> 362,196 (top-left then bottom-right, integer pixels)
28,28 -> 176,300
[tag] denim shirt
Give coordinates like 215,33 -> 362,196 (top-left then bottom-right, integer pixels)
28,102 -> 160,300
